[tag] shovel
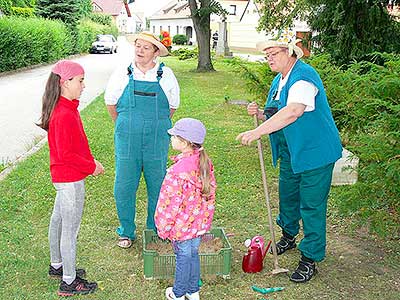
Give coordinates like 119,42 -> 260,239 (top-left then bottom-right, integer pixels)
253,115 -> 289,275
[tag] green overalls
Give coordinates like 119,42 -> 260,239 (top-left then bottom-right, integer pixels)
275,129 -> 334,262
114,63 -> 171,240
264,75 -> 336,262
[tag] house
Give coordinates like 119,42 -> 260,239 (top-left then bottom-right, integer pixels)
148,0 -> 310,54
149,0 -> 194,42
92,0 -> 123,21
229,0 -> 311,55
92,0 -> 144,33
149,0 -> 248,45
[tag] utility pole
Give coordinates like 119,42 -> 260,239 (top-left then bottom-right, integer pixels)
123,0 -> 132,17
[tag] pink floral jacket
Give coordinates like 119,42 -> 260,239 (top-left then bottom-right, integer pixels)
155,150 -> 216,241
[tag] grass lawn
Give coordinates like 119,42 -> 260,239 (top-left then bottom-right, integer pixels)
0,57 -> 399,300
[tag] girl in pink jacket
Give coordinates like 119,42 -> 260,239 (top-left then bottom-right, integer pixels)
155,118 -> 216,300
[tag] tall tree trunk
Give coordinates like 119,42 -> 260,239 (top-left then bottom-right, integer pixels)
188,0 -> 215,72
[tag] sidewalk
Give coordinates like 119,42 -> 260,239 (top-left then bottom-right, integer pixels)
0,37 -> 133,178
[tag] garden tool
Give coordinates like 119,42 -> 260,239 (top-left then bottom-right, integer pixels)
242,236 -> 272,273
253,115 -> 289,275
252,286 -> 285,294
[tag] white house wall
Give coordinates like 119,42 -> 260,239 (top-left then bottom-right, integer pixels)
228,23 -> 266,49
150,18 -> 196,42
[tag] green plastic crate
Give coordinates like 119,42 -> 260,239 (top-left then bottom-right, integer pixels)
143,227 -> 232,280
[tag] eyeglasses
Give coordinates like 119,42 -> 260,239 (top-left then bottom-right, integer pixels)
264,49 -> 286,60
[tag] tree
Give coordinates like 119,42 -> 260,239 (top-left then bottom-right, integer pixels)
0,0 -> 12,14
188,0 -> 226,72
35,0 -> 80,26
255,0 -> 400,65
78,0 -> 92,17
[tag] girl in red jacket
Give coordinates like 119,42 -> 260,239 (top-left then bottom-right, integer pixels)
37,60 -> 104,297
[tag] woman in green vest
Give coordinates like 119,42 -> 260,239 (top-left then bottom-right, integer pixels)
237,36 -> 342,282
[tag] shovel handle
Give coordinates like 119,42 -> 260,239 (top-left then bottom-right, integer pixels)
253,114 -> 280,269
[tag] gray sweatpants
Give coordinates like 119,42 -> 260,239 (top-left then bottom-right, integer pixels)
49,180 -> 85,283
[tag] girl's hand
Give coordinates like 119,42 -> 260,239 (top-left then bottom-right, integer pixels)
236,129 -> 261,146
93,160 -> 105,176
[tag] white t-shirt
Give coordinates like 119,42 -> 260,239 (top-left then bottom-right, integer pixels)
104,61 -> 180,109
275,62 -> 318,112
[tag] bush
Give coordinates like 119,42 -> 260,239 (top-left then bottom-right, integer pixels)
171,47 -> 198,60
0,16 -> 72,72
76,18 -> 118,53
10,6 -> 34,17
0,0 -> 12,14
88,12 -> 112,26
0,15 -> 119,72
172,34 -> 187,45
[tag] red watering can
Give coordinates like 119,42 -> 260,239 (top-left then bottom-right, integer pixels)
242,236 -> 272,273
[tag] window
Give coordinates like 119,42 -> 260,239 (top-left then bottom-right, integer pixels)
160,26 -> 162,33
176,25 -> 179,34
168,26 -> 171,33
152,26 -> 155,33
228,5 -> 236,15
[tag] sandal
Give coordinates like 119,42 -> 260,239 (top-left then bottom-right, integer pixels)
117,237 -> 132,248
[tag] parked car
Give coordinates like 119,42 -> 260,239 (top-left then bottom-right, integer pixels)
90,34 -> 118,54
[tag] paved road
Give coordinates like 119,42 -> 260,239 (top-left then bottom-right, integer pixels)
0,37 -> 133,165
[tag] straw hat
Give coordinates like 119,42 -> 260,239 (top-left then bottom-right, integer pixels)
128,31 -> 169,57
256,36 -> 304,59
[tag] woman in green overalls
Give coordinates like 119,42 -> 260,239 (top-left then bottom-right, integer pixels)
237,36 -> 342,282
105,32 -> 180,248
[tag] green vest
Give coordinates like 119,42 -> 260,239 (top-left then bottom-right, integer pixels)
265,60 -> 342,173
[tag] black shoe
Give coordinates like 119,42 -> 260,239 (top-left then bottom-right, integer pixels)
48,265 -> 86,279
271,233 -> 296,255
58,276 -> 97,297
290,256 -> 316,283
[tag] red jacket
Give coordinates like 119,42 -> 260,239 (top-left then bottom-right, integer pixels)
48,96 -> 96,182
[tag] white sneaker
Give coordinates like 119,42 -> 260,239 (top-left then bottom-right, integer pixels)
165,287 -> 185,300
185,291 -> 200,300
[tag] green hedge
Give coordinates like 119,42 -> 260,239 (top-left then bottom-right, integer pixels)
0,16 -> 118,72
76,18 -> 118,53
0,16 -> 72,72
88,12 -> 112,26
0,0 -> 12,15
10,6 -> 33,17
172,34 -> 187,45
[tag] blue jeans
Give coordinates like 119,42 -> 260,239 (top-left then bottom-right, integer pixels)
172,237 -> 201,298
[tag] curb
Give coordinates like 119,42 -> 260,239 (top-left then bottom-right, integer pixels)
0,137 -> 47,181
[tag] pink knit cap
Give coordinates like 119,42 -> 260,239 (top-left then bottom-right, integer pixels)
52,60 -> 84,83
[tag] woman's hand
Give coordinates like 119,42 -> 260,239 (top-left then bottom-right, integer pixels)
247,102 -> 266,121
247,102 -> 259,116
236,129 -> 261,146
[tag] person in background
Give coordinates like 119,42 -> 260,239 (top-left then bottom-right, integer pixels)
236,36 -> 342,283
212,31 -> 218,50
105,31 -> 180,248
155,118 -> 216,300
37,60 -> 104,296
